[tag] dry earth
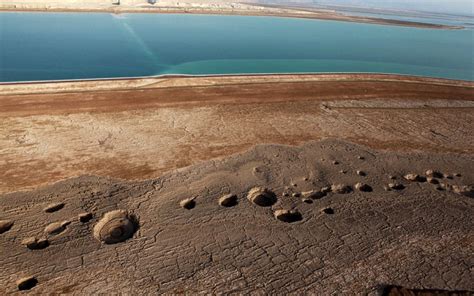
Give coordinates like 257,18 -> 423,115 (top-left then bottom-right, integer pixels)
1,139 -> 473,294
0,74 -> 473,294
1,74 -> 473,194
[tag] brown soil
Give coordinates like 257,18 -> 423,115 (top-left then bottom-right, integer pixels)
1,74 -> 473,194
1,74 -> 473,294
1,139 -> 473,294
382,285 -> 473,295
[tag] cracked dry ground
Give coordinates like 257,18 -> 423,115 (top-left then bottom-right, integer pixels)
1,139 -> 473,294
1,74 -> 474,195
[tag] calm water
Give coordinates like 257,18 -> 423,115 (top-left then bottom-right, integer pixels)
0,12 -> 473,82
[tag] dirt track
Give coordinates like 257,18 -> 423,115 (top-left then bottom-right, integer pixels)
0,74 -> 473,194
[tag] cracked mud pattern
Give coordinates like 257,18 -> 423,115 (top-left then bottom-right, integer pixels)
1,74 -> 473,195
0,139 -> 473,294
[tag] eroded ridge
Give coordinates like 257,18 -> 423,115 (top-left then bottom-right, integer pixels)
0,139 -> 473,294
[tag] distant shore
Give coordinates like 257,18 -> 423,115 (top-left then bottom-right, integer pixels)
0,4 -> 463,30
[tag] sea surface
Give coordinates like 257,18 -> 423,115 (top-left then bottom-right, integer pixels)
0,12 -> 473,82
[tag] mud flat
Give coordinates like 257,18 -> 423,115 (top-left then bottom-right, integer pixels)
0,74 -> 473,194
1,138 -> 473,294
1,74 -> 473,294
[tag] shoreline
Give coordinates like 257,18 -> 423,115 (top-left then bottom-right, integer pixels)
2,73 -> 473,96
2,72 -> 474,85
0,6 -> 463,30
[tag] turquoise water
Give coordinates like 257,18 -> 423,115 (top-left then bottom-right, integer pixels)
0,12 -> 473,82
